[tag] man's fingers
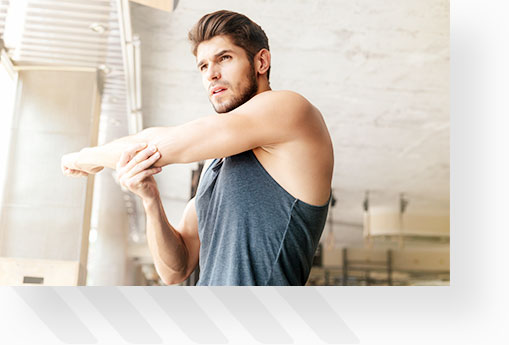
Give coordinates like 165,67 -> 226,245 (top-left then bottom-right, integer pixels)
72,169 -> 88,176
124,151 -> 161,179
116,144 -> 160,190
65,169 -> 89,177
131,167 -> 162,185
118,143 -> 147,169
123,144 -> 158,173
120,167 -> 161,190
117,151 -> 128,170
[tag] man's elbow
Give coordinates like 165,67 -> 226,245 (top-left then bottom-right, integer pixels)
159,270 -> 189,285
153,254 -> 190,285
160,276 -> 181,286
137,126 -> 182,165
137,127 -> 164,142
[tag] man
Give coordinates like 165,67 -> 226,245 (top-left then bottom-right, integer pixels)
62,10 -> 334,285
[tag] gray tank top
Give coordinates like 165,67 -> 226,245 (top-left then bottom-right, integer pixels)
195,149 -> 331,285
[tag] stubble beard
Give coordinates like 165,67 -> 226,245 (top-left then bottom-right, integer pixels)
211,66 -> 259,114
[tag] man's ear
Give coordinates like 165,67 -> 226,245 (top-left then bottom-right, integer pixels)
255,49 -> 271,76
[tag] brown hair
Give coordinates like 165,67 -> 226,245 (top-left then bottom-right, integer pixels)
188,10 -> 271,80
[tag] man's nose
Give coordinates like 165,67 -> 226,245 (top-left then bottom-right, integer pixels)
206,63 -> 221,81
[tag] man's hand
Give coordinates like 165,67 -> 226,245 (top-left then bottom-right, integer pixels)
61,150 -> 104,177
116,143 -> 162,202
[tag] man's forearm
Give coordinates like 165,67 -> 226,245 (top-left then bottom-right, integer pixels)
77,133 -> 148,170
143,195 -> 189,285
75,126 -> 174,170
75,110 -> 244,171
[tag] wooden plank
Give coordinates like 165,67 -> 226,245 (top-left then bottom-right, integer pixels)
0,257 -> 80,285
129,0 -> 175,12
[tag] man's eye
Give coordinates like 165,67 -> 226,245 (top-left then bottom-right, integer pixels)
220,55 -> 231,61
200,65 -> 207,71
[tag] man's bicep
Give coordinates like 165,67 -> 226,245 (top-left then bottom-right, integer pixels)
177,197 -> 200,279
134,91 -> 313,165
180,91 -> 311,160
226,90 -> 312,147
135,126 -> 179,166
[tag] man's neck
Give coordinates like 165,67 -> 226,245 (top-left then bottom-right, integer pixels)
256,84 -> 272,95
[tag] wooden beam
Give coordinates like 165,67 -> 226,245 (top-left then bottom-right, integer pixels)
129,0 -> 176,12
0,257 -> 80,286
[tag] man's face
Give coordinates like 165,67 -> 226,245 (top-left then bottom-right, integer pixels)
196,35 -> 258,113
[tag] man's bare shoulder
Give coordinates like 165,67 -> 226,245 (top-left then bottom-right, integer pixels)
248,90 -> 313,110
238,90 -> 321,128
254,90 -> 330,150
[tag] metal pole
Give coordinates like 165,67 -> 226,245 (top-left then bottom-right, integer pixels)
387,249 -> 393,286
342,247 -> 348,286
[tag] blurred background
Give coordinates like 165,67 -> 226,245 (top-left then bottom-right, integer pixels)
0,0 -> 449,286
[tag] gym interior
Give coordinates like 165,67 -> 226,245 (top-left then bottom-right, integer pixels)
0,0 -> 449,286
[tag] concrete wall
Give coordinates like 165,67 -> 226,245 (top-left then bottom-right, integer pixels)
131,0 -> 450,249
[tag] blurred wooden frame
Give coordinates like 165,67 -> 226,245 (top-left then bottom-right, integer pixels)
0,258 -> 80,286
129,0 -> 177,12
0,67 -> 101,286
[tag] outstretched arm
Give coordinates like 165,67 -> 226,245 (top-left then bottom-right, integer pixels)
62,90 -> 312,176
62,128 -> 162,176
61,126 -> 176,176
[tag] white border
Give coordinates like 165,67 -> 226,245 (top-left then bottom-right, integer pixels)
2,1 -> 509,344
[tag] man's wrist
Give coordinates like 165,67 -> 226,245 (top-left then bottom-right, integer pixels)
142,193 -> 161,210
78,147 -> 93,169
78,146 -> 104,172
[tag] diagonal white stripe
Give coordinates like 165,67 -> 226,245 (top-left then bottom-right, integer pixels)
145,287 -> 228,344
14,287 -> 97,344
80,287 -> 162,344
212,287 -> 293,344
276,287 -> 359,344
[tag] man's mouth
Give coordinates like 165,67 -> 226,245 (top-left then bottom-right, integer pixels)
211,87 -> 227,97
